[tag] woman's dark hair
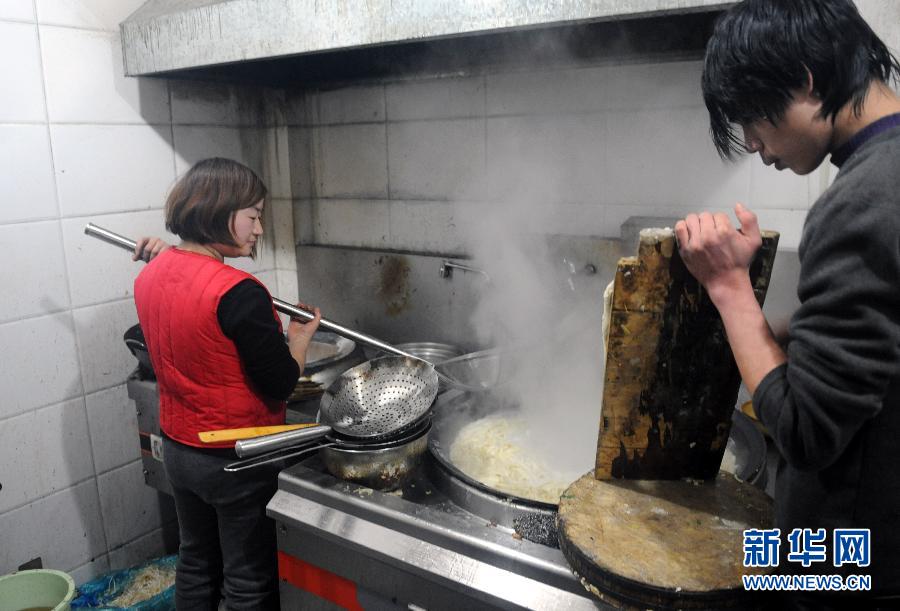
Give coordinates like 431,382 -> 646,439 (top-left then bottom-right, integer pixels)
702,0 -> 900,159
165,157 -> 267,250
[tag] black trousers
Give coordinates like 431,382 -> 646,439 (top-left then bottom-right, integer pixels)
163,437 -> 280,611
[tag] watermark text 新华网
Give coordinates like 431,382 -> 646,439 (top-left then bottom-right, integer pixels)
742,528 -> 871,592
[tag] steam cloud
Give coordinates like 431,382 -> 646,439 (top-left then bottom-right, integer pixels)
456,142 -> 613,480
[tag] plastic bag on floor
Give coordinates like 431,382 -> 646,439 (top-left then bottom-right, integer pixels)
70,555 -> 176,610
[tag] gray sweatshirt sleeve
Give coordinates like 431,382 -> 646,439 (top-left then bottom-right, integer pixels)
754,177 -> 900,471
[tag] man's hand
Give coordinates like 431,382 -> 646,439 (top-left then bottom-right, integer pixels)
133,237 -> 169,262
674,203 -> 762,303
675,203 -> 784,394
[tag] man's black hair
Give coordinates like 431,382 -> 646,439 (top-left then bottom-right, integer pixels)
702,0 -> 900,159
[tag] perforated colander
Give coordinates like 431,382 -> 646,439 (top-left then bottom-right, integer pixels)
232,356 -> 439,460
320,356 -> 438,439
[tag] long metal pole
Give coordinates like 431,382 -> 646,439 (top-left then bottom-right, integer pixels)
83,223 -> 420,361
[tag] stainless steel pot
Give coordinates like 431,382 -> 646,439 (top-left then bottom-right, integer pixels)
321,421 -> 431,490
226,418 -> 431,491
364,342 -> 462,363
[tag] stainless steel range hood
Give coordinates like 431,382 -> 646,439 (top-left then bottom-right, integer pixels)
121,0 -> 734,81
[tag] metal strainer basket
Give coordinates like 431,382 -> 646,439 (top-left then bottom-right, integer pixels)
233,356 -> 439,460
319,356 -> 439,439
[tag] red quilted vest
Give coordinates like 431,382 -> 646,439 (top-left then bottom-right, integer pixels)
134,248 -> 285,448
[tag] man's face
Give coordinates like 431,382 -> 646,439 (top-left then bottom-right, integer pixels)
741,89 -> 833,175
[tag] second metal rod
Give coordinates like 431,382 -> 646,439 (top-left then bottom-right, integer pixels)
83,223 -> 420,361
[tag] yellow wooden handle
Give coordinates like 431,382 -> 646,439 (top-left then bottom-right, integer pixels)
198,423 -> 318,443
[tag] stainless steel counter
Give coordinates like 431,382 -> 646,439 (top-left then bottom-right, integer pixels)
269,456 -> 606,610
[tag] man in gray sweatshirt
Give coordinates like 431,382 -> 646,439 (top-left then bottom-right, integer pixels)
676,1 -> 900,608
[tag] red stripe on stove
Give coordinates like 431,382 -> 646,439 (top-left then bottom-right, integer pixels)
278,550 -> 363,610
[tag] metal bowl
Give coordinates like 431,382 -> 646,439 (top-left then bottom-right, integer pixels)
434,348 -> 506,392
396,342 -> 462,364
288,332 -> 365,404
363,342 -> 462,364
304,331 -> 358,370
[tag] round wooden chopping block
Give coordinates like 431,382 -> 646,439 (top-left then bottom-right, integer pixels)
557,472 -> 774,610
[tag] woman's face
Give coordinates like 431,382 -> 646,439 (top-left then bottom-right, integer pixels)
219,199 -> 264,258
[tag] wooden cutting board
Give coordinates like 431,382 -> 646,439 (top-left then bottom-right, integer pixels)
596,228 -> 779,480
558,471 -> 774,609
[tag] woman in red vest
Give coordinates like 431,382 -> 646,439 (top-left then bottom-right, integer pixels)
133,157 -> 321,610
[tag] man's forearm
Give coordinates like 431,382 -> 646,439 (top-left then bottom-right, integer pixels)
709,276 -> 787,395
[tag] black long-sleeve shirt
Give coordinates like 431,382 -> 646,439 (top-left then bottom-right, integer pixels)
754,118 -> 900,593
217,279 -> 300,401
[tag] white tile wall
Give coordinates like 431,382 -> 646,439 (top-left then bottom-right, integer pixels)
0,0 -> 35,21
386,76 -> 485,121
0,125 -> 57,223
40,27 -> 169,124
298,55 -> 832,254
276,268 -> 300,304
253,270 -> 278,298
72,299 -> 141,394
61,210 -> 174,308
293,199 -> 314,244
258,87 -> 288,128
603,60 -> 705,111
295,62 -> 823,252
315,84 -> 385,124
856,0 -> 900,53
388,119 -> 486,200
271,198 -> 297,270
0,397 -> 93,514
171,80 -> 243,126
0,312 -> 83,419
604,204 -> 686,239
0,221 -> 69,322
485,114 -> 607,204
486,66 -> 612,116
749,156 -> 812,210
108,527 -> 171,573
68,555 -> 111,586
283,89 -> 311,126
309,199 -> 390,248
173,126 -> 263,177
96,460 -> 167,549
51,124 -> 176,216
36,0 -> 146,31
266,127 -> 292,199
0,22 -> 46,122
537,202 -> 609,238
85,384 -> 141,474
388,200 -> 475,254
604,106 -> 750,209
0,480 -> 106,573
752,208 -> 810,250
312,124 -> 388,198
288,127 -> 312,198
1,3 -> 280,578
